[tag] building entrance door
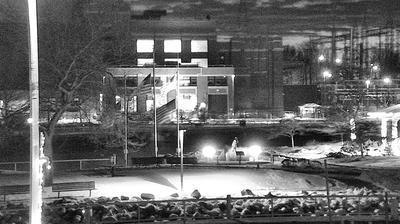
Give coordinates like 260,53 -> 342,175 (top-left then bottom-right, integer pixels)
208,94 -> 227,118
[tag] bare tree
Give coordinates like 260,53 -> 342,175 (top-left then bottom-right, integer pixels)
280,119 -> 302,149
34,0 -> 130,184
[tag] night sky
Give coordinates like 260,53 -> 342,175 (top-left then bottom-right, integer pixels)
2,0 -> 400,46
125,0 -> 400,45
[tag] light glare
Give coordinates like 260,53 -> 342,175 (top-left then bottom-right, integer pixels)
322,70 -> 332,78
248,145 -> 262,161
365,79 -> 371,88
202,145 -> 216,159
383,77 -> 391,84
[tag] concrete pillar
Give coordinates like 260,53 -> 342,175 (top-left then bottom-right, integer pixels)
381,118 -> 388,138
227,75 -> 235,118
196,74 -> 208,106
393,118 -> 399,139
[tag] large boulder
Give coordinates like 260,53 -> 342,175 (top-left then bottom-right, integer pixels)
140,193 -> 155,200
241,189 -> 255,196
170,193 -> 179,198
141,203 -> 157,218
120,196 -> 129,201
191,190 -> 201,199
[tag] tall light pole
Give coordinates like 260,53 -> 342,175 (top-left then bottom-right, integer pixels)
365,79 -> 371,109
383,77 -> 391,106
153,47 -> 158,158
176,56 -> 183,192
27,0 -> 42,223
124,75 -> 128,167
322,70 -> 332,105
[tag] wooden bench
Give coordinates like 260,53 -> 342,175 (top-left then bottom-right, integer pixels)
52,181 -> 95,198
0,185 -> 30,201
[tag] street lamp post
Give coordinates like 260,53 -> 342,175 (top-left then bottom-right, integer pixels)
153,49 -> 158,158
124,75 -> 128,167
27,0 -> 42,223
370,64 -> 379,79
365,79 -> 371,109
175,57 -> 184,193
322,70 -> 332,105
383,77 -> 391,106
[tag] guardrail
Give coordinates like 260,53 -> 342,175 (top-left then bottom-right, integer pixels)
0,158 -> 111,172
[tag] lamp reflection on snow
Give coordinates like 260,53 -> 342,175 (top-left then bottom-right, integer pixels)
202,145 -> 216,159
248,145 -> 262,161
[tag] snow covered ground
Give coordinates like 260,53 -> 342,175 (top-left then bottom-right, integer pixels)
275,141 -> 400,169
0,167 -> 346,201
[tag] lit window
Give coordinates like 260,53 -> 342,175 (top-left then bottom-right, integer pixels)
128,96 -> 137,113
191,40 -> 208,52
137,39 -> 154,53
137,58 -> 154,66
146,94 -> 153,111
165,58 -> 182,63
164,39 -> 181,53
191,58 -> 208,67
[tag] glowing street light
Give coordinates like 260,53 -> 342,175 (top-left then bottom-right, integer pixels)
318,54 -> 325,62
335,58 -> 342,64
248,145 -> 262,161
383,77 -> 391,84
372,65 -> 379,71
202,145 -> 216,159
365,79 -> 371,88
322,70 -> 332,81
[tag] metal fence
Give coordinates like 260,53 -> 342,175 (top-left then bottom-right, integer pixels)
72,193 -> 399,224
0,158 -> 111,172
0,193 -> 399,224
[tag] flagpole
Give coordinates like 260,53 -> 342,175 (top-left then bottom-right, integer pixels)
153,42 -> 158,158
177,53 -> 183,192
27,0 -> 42,223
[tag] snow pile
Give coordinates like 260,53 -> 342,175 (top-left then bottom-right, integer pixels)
279,142 -> 343,159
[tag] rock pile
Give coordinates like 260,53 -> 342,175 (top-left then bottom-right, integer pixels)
1,187 -> 397,224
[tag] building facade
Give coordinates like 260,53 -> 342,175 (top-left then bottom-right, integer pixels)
105,14 -> 284,121
106,18 -> 235,121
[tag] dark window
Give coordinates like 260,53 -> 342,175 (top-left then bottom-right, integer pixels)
180,76 -> 197,86
208,76 -> 227,86
115,77 -> 138,88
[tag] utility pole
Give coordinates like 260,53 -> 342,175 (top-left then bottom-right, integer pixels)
27,0 -> 42,223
